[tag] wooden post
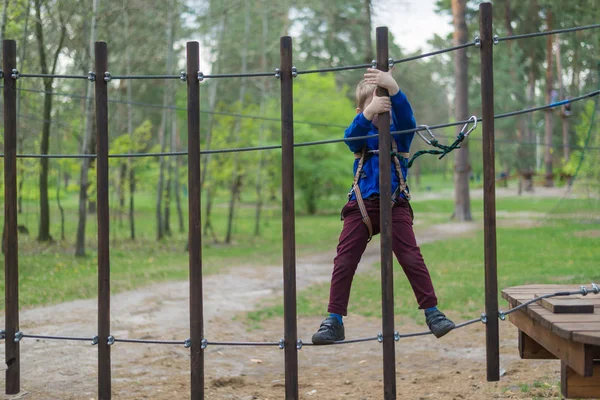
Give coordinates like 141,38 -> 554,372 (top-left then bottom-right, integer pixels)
478,2 -> 500,382
186,41 -> 204,400
95,41 -> 111,399
376,27 -> 397,399
3,39 -> 21,396
280,36 -> 299,400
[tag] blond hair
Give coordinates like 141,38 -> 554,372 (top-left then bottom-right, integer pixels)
355,80 -> 377,110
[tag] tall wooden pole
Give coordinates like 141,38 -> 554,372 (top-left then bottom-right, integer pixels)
280,35 -> 299,400
376,27 -> 397,399
95,41 -> 111,399
3,38 -> 20,396
478,2 -> 500,382
186,41 -> 204,399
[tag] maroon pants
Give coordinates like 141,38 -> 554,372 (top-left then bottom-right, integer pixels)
328,198 -> 438,316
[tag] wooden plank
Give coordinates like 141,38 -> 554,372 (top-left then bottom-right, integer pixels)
561,360 -> 600,399
518,330 -> 557,359
537,297 -> 594,314
573,332 -> 600,347
509,310 -> 593,376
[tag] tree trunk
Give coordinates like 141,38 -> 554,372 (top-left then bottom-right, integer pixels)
224,1 -> 251,244
75,0 -> 99,256
118,162 -> 126,227
34,0 -> 67,242
543,10 -> 554,187
254,2 -> 269,237
0,0 -> 8,53
198,14 -> 227,247
156,0 -> 175,240
554,38 -> 569,163
173,115 -> 185,233
504,0 -> 527,193
203,189 -> 219,243
16,0 -> 31,215
164,126 -> 173,237
124,2 -> 136,240
451,0 -> 471,221
523,67 -> 536,192
363,0 -> 373,64
56,116 -> 65,241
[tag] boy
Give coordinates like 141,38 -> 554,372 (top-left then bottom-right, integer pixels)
311,68 -> 455,344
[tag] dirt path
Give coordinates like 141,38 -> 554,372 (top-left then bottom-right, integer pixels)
1,221 -> 563,399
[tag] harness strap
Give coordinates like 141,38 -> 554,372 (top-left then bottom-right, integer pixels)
391,139 -> 411,202
351,147 -> 373,242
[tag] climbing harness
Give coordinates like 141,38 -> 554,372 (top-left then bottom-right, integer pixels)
349,142 -> 410,243
347,116 -> 477,242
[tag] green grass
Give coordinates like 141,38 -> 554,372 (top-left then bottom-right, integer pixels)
0,191 -> 347,309
248,219 -> 600,324
3,178 -> 600,318
410,196 -> 600,216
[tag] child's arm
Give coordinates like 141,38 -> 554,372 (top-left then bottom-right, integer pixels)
344,90 -> 391,153
363,68 -> 416,150
344,114 -> 372,153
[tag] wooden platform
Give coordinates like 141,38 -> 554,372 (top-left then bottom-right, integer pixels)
502,284 -> 600,399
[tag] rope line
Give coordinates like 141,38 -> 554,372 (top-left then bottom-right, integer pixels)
2,88 -> 597,160
494,90 -> 600,120
113,338 -> 188,345
203,72 -> 275,79
498,23 -> 600,43
108,74 -> 182,80
3,286 -> 597,348
21,333 -> 97,342
0,86 -> 348,128
296,63 -> 373,75
392,42 -> 475,64
206,340 -> 282,347
17,73 -> 89,80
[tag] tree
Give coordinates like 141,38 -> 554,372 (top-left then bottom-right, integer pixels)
451,0 -> 471,221
543,8 -> 554,187
75,0 -> 98,256
33,0 -> 70,242
156,0 -> 176,240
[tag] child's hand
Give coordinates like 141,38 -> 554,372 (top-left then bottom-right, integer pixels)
364,68 -> 399,96
363,89 -> 391,121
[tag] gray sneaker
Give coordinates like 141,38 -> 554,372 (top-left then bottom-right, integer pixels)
425,309 -> 455,338
311,317 -> 345,345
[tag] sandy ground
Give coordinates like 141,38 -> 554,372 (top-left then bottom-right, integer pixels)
0,219 -> 571,399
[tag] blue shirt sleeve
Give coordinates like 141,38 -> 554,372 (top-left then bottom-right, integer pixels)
390,90 -> 416,152
344,113 -> 372,153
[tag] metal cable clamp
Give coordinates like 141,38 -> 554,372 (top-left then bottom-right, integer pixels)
88,71 -> 96,81
480,313 -> 488,324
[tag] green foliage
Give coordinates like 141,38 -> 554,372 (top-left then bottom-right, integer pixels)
292,74 -> 353,214
562,100 -> 600,195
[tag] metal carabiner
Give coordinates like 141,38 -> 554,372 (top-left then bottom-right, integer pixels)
460,116 -> 478,138
416,125 -> 436,146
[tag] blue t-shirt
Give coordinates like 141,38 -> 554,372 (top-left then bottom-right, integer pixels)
344,90 -> 417,201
